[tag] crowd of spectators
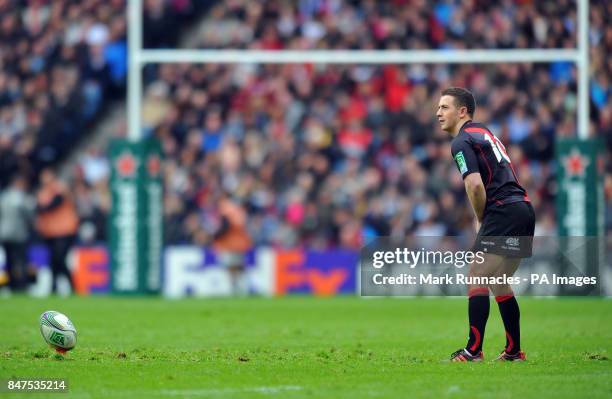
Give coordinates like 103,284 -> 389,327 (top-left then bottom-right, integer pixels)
1,0 -> 611,253
0,0 -> 205,249
0,0 -> 128,178
143,62 -> 571,248
194,0 -> 578,50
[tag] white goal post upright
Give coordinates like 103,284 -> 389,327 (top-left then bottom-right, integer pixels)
128,0 -> 589,141
127,0 -> 143,143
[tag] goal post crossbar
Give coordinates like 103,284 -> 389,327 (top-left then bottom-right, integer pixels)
137,49 -> 580,65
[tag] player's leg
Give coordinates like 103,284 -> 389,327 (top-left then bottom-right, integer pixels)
4,242 -> 17,291
466,254 -> 506,353
490,257 -> 525,361
46,239 -> 59,294
219,251 -> 248,296
228,263 -> 247,296
488,201 -> 535,361
57,236 -> 75,293
451,253 -> 504,361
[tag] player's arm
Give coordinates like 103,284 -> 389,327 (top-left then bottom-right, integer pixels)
464,173 -> 486,223
451,138 -> 486,224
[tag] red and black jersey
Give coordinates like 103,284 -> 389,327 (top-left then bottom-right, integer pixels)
450,120 -> 529,210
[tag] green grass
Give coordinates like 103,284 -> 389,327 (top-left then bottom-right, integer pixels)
1,296 -> 611,399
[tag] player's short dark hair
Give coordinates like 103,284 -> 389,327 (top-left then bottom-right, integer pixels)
441,87 -> 476,117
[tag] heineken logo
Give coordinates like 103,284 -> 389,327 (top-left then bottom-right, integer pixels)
560,146 -> 591,236
109,140 -> 164,294
563,149 -> 589,178
557,140 -> 602,238
116,153 -> 138,178
147,155 -> 161,177
113,182 -> 138,290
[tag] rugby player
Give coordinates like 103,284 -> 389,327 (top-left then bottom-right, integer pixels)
436,87 -> 535,362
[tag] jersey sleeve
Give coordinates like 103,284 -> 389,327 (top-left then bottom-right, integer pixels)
451,137 -> 479,179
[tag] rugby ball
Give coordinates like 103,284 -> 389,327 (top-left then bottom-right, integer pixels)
40,311 -> 77,353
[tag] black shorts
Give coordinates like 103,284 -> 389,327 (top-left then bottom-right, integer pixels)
473,201 -> 536,258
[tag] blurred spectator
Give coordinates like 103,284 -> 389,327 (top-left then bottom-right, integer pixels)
35,169 -> 79,294
80,147 -> 110,186
0,175 -> 35,291
74,151 -> 111,243
213,196 -> 253,295
143,0 -> 210,48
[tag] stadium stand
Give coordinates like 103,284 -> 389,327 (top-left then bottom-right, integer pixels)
192,0 -> 578,50
0,0 -> 207,243
0,0 -> 610,248
141,63 -> 567,247
0,0 -> 126,176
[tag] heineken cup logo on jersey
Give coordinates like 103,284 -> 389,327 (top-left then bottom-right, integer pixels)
454,151 -> 468,175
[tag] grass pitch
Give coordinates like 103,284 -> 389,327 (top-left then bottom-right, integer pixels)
1,296 -> 611,399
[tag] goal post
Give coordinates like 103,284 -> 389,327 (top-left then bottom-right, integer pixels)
127,0 -> 590,141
